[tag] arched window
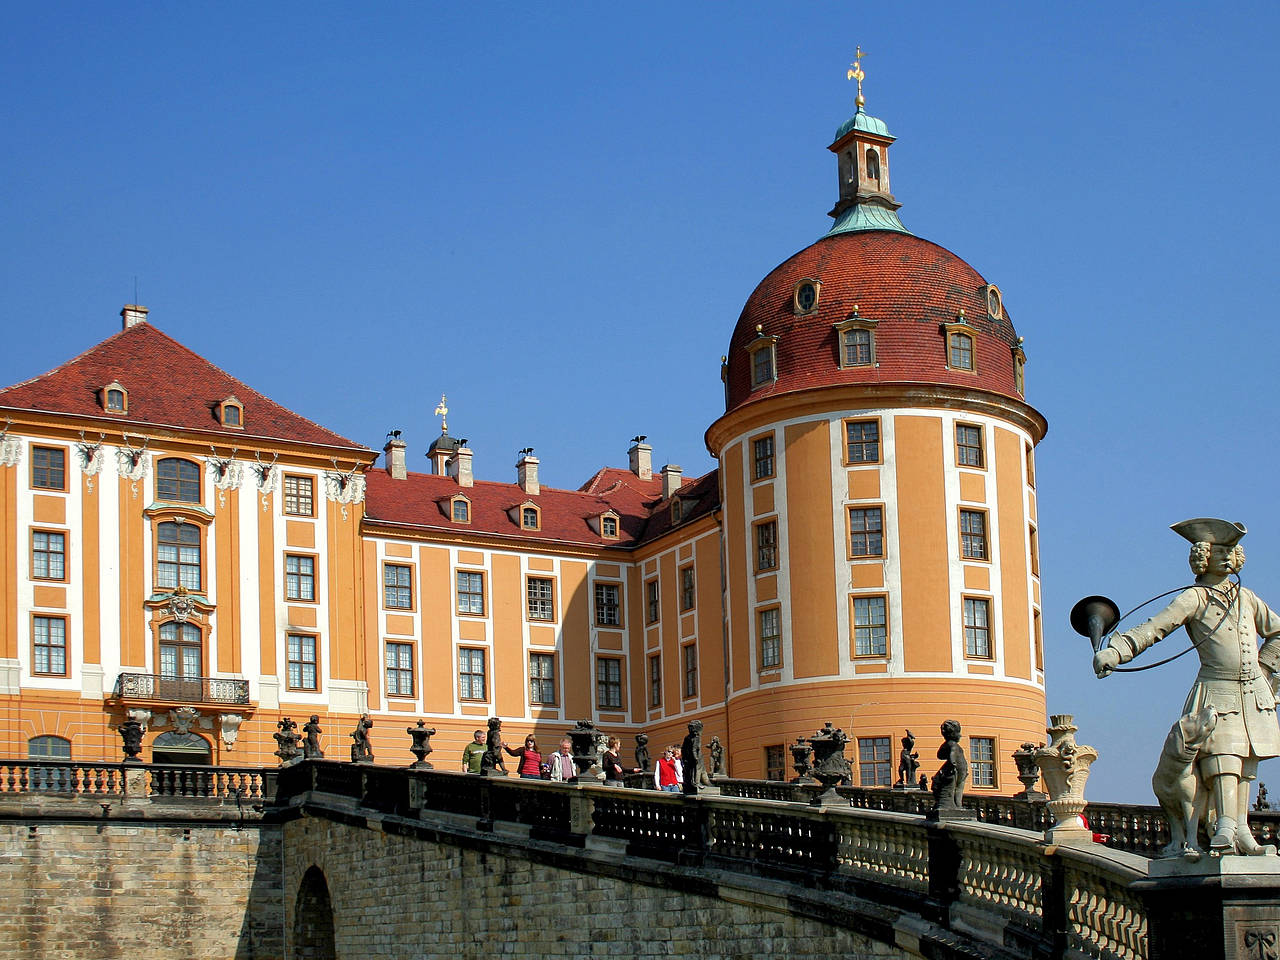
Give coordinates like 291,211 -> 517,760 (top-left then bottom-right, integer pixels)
845,151 -> 856,183
157,522 -> 201,591
949,332 -> 974,371
159,621 -> 202,680
156,458 -> 201,503
865,147 -> 880,186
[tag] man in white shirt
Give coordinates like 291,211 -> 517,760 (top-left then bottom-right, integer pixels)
548,738 -> 577,782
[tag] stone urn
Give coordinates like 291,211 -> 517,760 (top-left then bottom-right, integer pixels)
807,722 -> 851,805
568,719 -> 601,779
790,737 -> 815,783
406,720 -> 436,769
1034,714 -> 1098,843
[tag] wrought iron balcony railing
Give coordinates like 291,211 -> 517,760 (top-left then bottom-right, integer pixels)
112,672 -> 250,706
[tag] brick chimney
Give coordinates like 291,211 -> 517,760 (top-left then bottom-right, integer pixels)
121,304 -> 149,329
383,434 -> 407,480
661,464 -> 682,499
516,450 -> 539,496
449,445 -> 474,487
628,438 -> 652,480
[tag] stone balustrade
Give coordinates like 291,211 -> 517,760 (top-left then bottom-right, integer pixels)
0,759 -> 273,802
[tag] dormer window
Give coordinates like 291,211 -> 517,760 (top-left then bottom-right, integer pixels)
1012,341 -> 1027,396
792,279 -> 821,315
102,381 -> 127,415
521,505 -> 540,530
671,499 -> 683,524
985,285 -> 1003,320
219,396 -> 244,429
834,307 -> 877,368
865,147 -> 880,186
451,496 -> 471,523
600,512 -> 619,539
940,311 -> 976,373
746,325 -> 779,390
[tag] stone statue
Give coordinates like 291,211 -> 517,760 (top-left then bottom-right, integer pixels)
895,730 -> 919,787
1093,518 -> 1280,857
1256,782 -> 1271,812
918,773 -> 928,792
302,715 -> 324,759
274,717 -> 302,764
790,737 -> 815,783
708,736 -> 724,778
349,714 -> 375,763
681,720 -> 704,796
634,733 -> 650,773
119,716 -> 144,763
407,720 -> 436,769
808,721 -> 851,804
481,716 -> 507,776
929,720 -> 972,820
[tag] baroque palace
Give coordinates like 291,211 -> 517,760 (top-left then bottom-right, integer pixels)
0,80 -> 1047,789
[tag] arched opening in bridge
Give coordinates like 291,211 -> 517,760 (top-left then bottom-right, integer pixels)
293,865 -> 336,960
151,731 -> 211,765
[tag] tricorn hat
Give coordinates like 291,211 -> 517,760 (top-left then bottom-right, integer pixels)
1170,517 -> 1247,547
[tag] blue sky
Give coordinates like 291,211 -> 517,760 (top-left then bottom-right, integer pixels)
4,3 -> 1280,802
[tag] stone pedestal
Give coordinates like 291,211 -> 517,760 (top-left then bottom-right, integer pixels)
1135,858 -> 1280,960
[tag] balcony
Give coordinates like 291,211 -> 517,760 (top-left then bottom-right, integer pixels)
112,673 -> 251,706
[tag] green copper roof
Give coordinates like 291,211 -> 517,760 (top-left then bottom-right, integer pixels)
826,203 -> 910,237
833,107 -> 892,143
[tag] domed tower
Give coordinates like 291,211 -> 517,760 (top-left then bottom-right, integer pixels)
706,67 -> 1047,791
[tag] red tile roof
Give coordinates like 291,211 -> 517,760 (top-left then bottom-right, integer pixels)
365,466 -> 720,548
0,322 -> 367,451
724,231 -> 1026,414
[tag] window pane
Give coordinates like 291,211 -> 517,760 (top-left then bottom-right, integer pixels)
853,596 -> 887,656
595,583 -> 620,625
527,578 -> 554,621
157,459 -> 201,503
845,420 -> 879,462
284,476 -> 314,516
843,328 -> 872,366
457,571 -> 485,615
752,435 -> 774,479
849,508 -> 883,557
32,447 -> 66,490
759,608 -> 781,668
386,642 -> 414,696
858,736 -> 892,786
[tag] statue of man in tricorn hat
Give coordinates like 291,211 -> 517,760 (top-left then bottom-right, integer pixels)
1094,518 -> 1280,856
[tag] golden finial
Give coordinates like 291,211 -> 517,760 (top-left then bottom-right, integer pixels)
433,394 -> 449,434
846,45 -> 867,108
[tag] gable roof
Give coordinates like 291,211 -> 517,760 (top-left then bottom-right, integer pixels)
0,322 -> 367,451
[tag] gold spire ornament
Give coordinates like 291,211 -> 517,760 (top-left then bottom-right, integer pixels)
847,45 -> 867,108
433,394 -> 449,434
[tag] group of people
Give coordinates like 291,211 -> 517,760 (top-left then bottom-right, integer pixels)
460,730 -> 639,785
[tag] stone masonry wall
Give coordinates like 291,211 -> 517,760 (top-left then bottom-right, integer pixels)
0,811 -> 282,960
283,816 -> 909,959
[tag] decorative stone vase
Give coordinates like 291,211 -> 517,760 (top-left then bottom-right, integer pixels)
1034,714 -> 1098,843
1012,741 -> 1046,801
807,722 -> 851,805
568,719 -> 600,779
406,720 -> 436,769
790,737 -> 815,783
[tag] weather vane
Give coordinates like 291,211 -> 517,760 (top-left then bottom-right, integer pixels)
847,45 -> 867,108
433,394 -> 449,434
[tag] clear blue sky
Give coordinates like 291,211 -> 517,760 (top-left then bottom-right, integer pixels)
4,3 -> 1280,802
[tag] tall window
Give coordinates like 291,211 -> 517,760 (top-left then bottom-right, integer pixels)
456,571 -> 485,615
156,458 -> 201,503
527,577 -> 554,621
383,563 -> 412,609
284,476 -> 314,517
521,506 -> 539,530
459,648 -> 486,700
764,744 -> 786,782
960,510 -> 988,560
971,736 -> 996,787
845,420 -> 880,463
680,566 -> 696,611
949,332 -> 974,371
848,508 -> 883,558
842,327 -> 872,366
451,498 -> 470,522
1014,355 -> 1025,394
956,424 -> 984,468
1029,526 -> 1040,577
31,447 -> 66,491
32,531 -> 66,580
159,621 -> 201,679
33,616 -> 67,676
597,657 -> 622,709
285,555 -> 316,602
752,434 -> 775,480
853,596 -> 887,656
751,345 -> 775,386
648,654 -> 662,707
286,633 -> 318,690
755,520 -> 778,572
865,146 -> 880,185
529,653 -> 556,705
858,736 -> 892,786
964,597 -> 992,658
758,607 -> 781,669
594,582 -> 621,626
645,580 -> 660,623
156,521 -> 201,591
385,642 -> 414,697
683,644 -> 698,699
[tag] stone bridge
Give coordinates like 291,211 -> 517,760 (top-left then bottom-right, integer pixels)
5,758 -> 1279,959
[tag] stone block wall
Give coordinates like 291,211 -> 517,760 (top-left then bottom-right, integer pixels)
0,807 -> 282,960
283,816 -> 908,959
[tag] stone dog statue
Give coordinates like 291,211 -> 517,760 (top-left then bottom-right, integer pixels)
1152,705 -> 1218,860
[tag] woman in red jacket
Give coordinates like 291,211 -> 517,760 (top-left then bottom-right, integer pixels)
503,734 -> 544,779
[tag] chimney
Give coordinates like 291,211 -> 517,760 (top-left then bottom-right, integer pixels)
661,464 -> 682,499
516,450 -> 540,496
449,445 -> 474,487
383,434 -> 407,480
628,438 -> 653,480
121,304 -> 149,330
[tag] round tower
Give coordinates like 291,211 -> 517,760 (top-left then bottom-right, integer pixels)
706,80 -> 1047,791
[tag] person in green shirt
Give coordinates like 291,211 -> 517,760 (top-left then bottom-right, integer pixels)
462,729 -> 486,774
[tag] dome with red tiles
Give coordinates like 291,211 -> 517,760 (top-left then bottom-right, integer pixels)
723,230 -> 1024,415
